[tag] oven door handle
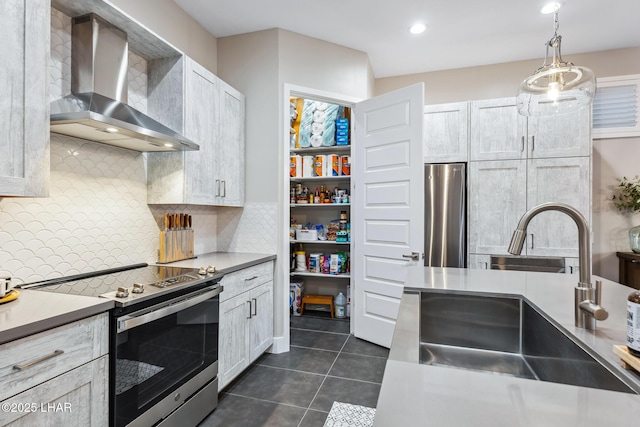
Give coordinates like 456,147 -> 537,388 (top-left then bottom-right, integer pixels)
117,286 -> 222,333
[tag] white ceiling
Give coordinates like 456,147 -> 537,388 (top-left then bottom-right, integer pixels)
174,0 -> 640,78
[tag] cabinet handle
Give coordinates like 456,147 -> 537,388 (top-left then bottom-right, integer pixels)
521,136 -> 525,152
13,350 -> 64,371
252,298 -> 257,316
530,233 -> 534,249
484,262 -> 488,270
244,276 -> 258,282
569,265 -> 574,274
247,301 -> 252,319
215,180 -> 220,197
631,260 -> 640,264
222,180 -> 226,197
531,135 -> 535,151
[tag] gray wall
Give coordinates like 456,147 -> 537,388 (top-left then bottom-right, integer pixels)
109,0 -> 217,73
217,28 -> 373,344
375,46 -> 640,281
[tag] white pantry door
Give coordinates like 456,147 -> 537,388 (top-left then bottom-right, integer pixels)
353,83 -> 425,348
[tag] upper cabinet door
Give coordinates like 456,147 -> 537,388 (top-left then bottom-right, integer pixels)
183,59 -> 220,205
527,107 -> 591,159
0,0 -> 50,197
423,102 -> 468,163
470,98 -> 527,161
217,80 -> 245,206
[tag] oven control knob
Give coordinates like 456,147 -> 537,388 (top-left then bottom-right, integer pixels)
207,265 -> 216,274
115,287 -> 129,298
132,283 -> 144,294
198,267 -> 207,275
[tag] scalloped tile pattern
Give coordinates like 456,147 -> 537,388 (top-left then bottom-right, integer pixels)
0,135 -> 218,285
217,204 -> 278,253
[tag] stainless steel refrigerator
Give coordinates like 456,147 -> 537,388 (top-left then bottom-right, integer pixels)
424,163 -> 466,267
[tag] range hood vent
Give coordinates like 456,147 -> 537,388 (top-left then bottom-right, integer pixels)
50,14 -> 198,152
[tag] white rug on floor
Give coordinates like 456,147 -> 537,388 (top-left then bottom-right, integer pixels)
323,401 -> 376,427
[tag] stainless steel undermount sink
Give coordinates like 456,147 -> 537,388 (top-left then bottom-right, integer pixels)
417,291 -> 639,394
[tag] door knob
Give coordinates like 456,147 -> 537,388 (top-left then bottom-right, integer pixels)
402,252 -> 420,261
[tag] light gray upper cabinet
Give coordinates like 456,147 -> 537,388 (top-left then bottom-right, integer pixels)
217,80 -> 245,206
527,107 -> 591,158
470,97 -> 591,161
0,0 -> 50,197
470,98 -> 526,161
147,57 -> 245,206
423,102 -> 468,163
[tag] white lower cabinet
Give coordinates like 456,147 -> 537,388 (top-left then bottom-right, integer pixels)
0,313 -> 109,426
218,262 -> 274,390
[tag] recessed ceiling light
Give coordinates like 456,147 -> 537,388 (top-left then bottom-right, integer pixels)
104,127 -> 118,133
164,143 -> 174,148
541,1 -> 563,14
409,23 -> 426,35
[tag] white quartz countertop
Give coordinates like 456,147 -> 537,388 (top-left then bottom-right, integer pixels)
155,252 -> 276,273
0,290 -> 113,345
374,267 -> 640,427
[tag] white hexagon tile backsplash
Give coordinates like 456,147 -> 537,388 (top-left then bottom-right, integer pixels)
0,135 -> 218,285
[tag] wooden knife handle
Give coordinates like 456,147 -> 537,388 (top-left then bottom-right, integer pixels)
164,214 -> 170,230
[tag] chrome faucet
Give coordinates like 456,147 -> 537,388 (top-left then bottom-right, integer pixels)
507,202 -> 608,330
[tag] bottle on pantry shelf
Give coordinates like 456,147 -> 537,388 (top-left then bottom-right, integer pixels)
628,289 -> 640,357
335,292 -> 347,318
314,187 -> 320,204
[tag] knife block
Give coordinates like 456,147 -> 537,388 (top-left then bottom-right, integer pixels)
158,229 -> 195,263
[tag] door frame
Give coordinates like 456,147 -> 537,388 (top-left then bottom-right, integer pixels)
275,84 -> 361,353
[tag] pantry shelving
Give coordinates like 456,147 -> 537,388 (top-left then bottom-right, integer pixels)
288,95 -> 353,320
289,272 -> 351,279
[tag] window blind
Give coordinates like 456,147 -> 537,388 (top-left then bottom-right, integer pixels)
592,75 -> 640,139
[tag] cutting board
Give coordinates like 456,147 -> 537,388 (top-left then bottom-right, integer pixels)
613,345 -> 640,373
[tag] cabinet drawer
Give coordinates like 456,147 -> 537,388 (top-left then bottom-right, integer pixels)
0,313 -> 108,401
220,262 -> 274,301
0,355 -> 108,426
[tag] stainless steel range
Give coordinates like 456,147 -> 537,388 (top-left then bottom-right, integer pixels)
22,263 -> 224,427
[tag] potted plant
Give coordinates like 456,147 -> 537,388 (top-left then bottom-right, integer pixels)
612,175 -> 640,253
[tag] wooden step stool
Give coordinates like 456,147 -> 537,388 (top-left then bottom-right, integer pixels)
300,294 -> 334,317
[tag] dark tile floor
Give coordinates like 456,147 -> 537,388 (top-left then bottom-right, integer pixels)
199,314 -> 389,427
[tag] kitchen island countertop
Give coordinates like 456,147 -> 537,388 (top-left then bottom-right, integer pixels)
374,267 -> 640,427
0,290 -> 113,345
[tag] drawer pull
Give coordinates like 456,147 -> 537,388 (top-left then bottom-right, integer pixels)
244,276 -> 258,282
13,350 -> 64,371
631,260 -> 640,264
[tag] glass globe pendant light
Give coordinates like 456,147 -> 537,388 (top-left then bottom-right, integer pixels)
517,10 -> 595,116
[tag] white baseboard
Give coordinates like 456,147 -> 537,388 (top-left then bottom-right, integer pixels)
269,335 -> 290,354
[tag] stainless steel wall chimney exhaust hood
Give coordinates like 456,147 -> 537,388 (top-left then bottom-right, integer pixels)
50,14 -> 199,152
